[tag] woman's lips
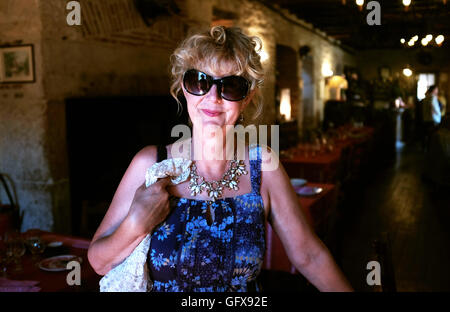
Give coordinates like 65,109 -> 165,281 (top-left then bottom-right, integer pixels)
201,109 -> 222,117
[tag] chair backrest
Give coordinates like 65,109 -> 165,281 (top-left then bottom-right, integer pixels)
0,174 -> 22,233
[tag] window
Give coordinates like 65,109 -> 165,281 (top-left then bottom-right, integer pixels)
417,73 -> 435,100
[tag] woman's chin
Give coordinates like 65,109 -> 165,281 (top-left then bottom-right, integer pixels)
194,119 -> 226,129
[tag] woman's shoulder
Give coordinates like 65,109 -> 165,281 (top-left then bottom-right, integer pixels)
252,144 -> 280,173
132,145 -> 159,168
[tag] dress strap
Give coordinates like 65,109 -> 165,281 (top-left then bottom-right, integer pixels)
156,145 -> 167,162
249,144 -> 261,195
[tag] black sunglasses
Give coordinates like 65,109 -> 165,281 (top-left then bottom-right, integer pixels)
183,69 -> 250,101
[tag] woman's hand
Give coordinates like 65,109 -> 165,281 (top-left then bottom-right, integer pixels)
126,177 -> 172,236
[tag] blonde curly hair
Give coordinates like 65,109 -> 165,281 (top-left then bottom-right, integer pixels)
170,26 -> 264,122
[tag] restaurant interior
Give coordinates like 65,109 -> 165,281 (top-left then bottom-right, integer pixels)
0,0 -> 449,292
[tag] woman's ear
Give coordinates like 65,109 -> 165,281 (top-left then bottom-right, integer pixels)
241,88 -> 256,112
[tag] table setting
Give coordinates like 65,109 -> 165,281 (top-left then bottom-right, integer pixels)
0,229 -> 100,292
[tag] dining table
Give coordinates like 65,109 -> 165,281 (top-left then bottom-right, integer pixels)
280,125 -> 375,183
281,148 -> 342,183
262,182 -> 338,274
0,229 -> 101,292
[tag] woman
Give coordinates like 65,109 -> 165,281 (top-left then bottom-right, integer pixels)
88,26 -> 353,292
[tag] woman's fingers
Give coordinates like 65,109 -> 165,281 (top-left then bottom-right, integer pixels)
145,177 -> 170,190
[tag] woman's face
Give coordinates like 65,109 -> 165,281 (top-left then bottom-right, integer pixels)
181,62 -> 254,131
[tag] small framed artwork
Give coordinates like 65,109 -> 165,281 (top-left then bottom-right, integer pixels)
0,44 -> 35,83
379,66 -> 391,80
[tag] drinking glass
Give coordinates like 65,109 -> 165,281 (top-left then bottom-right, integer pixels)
4,231 -> 26,272
313,137 -> 321,155
0,249 -> 8,277
25,236 -> 46,265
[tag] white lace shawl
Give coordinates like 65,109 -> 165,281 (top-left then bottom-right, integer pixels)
99,158 -> 192,292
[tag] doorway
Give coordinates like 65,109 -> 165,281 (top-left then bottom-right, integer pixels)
301,54 -> 315,131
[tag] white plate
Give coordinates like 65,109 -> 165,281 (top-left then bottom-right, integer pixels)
38,255 -> 82,272
47,241 -> 63,248
295,186 -> 323,196
290,178 -> 307,188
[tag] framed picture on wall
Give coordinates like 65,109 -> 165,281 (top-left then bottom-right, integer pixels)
0,44 -> 35,83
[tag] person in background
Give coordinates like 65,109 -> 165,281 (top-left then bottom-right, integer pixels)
422,85 -> 441,151
438,91 -> 446,117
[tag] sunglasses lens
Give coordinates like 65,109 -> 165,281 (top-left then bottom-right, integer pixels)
184,70 -> 210,95
183,70 -> 249,101
221,76 -> 249,101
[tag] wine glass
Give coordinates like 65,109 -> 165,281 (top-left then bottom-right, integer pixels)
313,137 -> 322,155
0,249 -> 8,277
4,231 -> 26,272
25,236 -> 46,265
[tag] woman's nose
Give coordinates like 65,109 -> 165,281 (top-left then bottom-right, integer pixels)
205,84 -> 222,102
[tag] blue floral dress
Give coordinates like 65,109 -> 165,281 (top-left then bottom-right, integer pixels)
147,146 -> 266,292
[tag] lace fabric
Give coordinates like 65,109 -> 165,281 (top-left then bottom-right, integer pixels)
99,234 -> 152,292
99,158 -> 192,292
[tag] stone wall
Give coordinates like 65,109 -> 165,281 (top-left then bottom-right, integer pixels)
1,0 -> 190,233
0,0 -> 55,231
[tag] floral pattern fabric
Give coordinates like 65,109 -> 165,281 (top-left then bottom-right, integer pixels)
147,145 -> 265,292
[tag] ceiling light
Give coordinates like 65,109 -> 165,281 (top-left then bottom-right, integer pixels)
400,38 -> 406,44
412,35 -> 418,41
403,68 -> 412,77
435,35 -> 444,45
356,0 -> 364,6
402,0 -> 411,6
425,34 -> 433,41
421,38 -> 429,46
408,40 -> 414,46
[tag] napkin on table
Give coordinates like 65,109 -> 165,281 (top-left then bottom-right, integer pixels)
0,277 -> 40,292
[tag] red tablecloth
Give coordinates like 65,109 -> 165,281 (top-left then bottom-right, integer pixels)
280,126 -> 374,183
2,229 -> 101,292
282,151 -> 341,182
263,183 -> 337,273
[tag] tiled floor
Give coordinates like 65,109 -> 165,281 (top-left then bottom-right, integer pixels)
337,140 -> 450,291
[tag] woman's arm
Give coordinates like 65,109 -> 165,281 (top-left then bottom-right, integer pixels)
87,146 -> 171,276
261,147 -> 353,291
